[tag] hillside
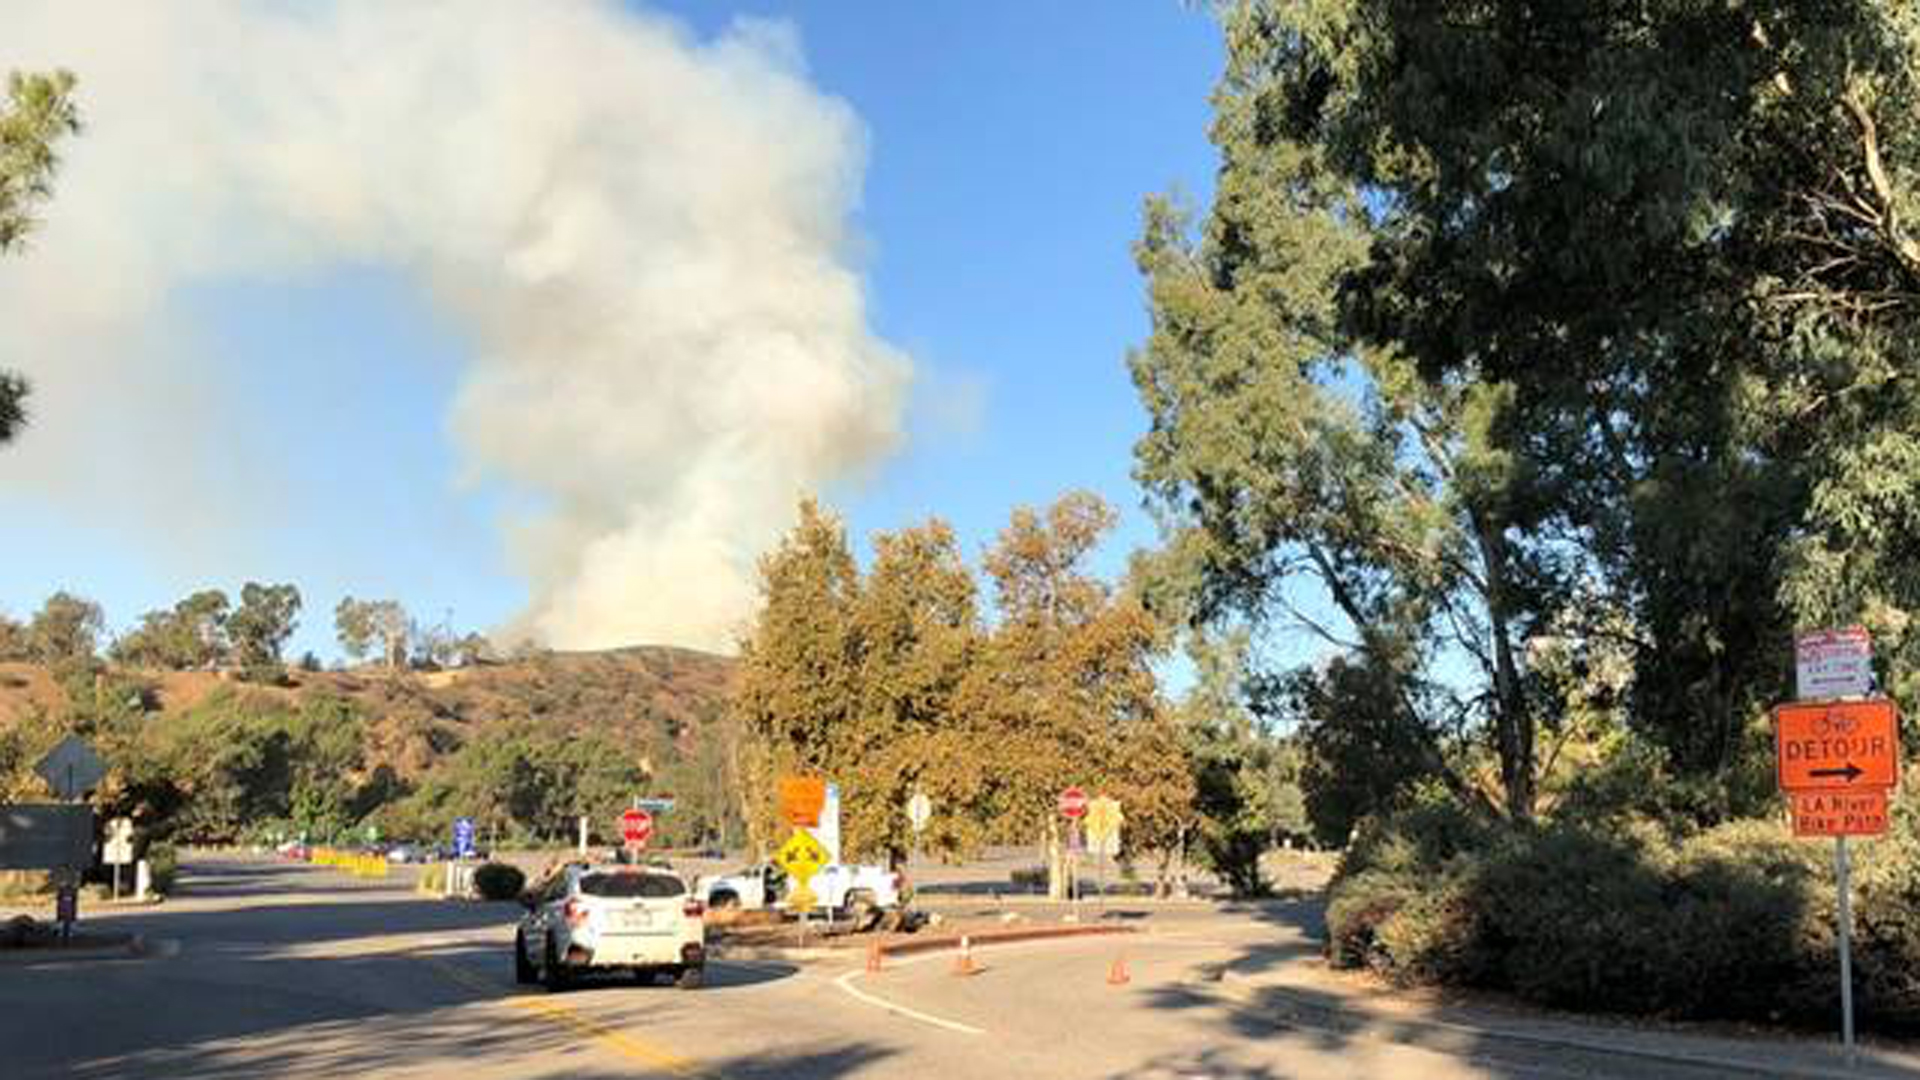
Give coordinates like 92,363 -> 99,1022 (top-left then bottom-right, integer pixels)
0,646 -> 741,844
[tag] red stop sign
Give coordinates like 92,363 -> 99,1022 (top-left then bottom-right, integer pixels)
1058,786 -> 1089,819
621,808 -> 653,846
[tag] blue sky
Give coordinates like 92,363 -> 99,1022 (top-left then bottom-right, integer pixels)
0,2 -> 1227,663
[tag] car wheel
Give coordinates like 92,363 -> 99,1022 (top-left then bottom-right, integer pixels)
676,964 -> 704,990
514,930 -> 537,985
542,940 -> 571,993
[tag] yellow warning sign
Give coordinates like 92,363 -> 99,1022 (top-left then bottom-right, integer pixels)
774,828 -> 828,885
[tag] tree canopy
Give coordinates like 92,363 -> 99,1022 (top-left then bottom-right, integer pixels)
1132,0 -> 1920,825
0,69 -> 81,444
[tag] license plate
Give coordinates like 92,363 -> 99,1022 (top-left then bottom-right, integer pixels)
612,910 -> 652,930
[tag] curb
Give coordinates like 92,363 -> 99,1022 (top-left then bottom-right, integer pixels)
876,923 -> 1135,959
1214,971 -> 1902,1080
0,932 -> 147,965
708,924 -> 1137,965
707,943 -> 842,963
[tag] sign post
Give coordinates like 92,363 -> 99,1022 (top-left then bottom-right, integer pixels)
906,792 -> 931,870
1775,681 -> 1900,1066
1059,787 -> 1088,903
774,827 -> 829,944
104,817 -> 135,901
1084,797 -> 1124,903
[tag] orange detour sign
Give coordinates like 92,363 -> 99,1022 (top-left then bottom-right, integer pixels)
778,776 -> 828,828
1773,700 -> 1900,792
1791,791 -> 1891,837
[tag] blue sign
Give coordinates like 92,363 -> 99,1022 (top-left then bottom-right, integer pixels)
634,798 -> 676,813
452,817 -> 476,859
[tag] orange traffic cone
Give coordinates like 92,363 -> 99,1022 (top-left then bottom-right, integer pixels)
1107,951 -> 1131,986
951,935 -> 979,976
867,939 -> 884,974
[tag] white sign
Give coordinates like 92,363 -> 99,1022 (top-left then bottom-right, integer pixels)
34,735 -> 106,800
907,792 -> 931,833
104,817 -> 135,866
1796,627 -> 1874,700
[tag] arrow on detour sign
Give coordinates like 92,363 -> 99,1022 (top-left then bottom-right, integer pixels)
1774,700 -> 1901,793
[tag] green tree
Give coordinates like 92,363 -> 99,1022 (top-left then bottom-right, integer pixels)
1179,2 -> 1920,819
230,582 -> 302,680
732,499 -> 862,847
1174,627 -> 1308,894
333,596 -> 409,669
1,70 -> 81,444
112,589 -> 230,670
27,590 -> 103,663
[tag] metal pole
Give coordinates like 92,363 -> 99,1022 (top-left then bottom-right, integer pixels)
1838,836 -> 1856,1065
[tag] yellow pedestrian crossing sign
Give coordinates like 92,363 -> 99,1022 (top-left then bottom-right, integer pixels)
775,828 -> 828,885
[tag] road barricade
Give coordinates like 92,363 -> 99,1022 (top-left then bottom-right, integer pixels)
308,847 -> 389,879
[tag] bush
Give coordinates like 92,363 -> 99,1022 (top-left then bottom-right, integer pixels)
471,862 -> 525,901
146,842 -> 179,895
1326,794 -> 1920,1031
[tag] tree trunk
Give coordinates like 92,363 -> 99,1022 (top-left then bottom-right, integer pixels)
1469,510 -> 1534,820
1046,818 -> 1067,900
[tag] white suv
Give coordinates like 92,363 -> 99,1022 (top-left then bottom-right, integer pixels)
514,863 -> 706,990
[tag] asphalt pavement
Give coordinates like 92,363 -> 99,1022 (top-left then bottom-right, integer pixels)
3,854 -> 1912,1079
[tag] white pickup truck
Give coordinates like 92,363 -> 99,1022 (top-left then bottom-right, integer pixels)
694,861 -> 905,928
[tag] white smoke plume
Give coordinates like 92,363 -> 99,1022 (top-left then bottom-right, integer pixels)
0,1 -> 909,652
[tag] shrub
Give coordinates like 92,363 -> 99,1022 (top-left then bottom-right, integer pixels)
1325,795 -> 1920,1031
146,842 -> 179,895
472,862 -> 525,901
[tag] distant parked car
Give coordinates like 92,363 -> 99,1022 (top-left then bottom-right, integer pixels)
386,844 -> 425,864
276,841 -> 310,862
514,862 -> 705,991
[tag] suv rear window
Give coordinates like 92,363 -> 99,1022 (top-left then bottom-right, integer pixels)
580,871 -> 685,898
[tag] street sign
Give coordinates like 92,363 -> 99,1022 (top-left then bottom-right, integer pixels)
1775,700 -> 1901,791
1085,796 -> 1124,858
621,807 -> 654,848
451,817 -> 476,858
787,882 -> 819,913
907,792 -> 932,834
779,777 -> 827,827
34,735 -> 105,800
103,817 -> 135,866
1793,791 -> 1890,837
1797,627 -> 1874,701
0,804 -> 93,870
774,828 -> 828,885
1059,786 -> 1089,820
634,797 -> 677,813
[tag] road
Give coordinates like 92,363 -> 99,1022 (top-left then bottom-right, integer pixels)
0,855 -> 1786,1079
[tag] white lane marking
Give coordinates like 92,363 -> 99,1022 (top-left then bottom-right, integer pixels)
833,966 -> 986,1036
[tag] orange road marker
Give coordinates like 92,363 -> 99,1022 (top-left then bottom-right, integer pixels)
1107,951 -> 1130,986
952,935 -> 979,976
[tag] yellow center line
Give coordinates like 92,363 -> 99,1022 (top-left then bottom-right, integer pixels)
414,951 -> 718,1078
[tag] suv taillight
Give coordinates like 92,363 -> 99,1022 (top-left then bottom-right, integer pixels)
683,899 -> 706,919
564,898 -> 587,926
